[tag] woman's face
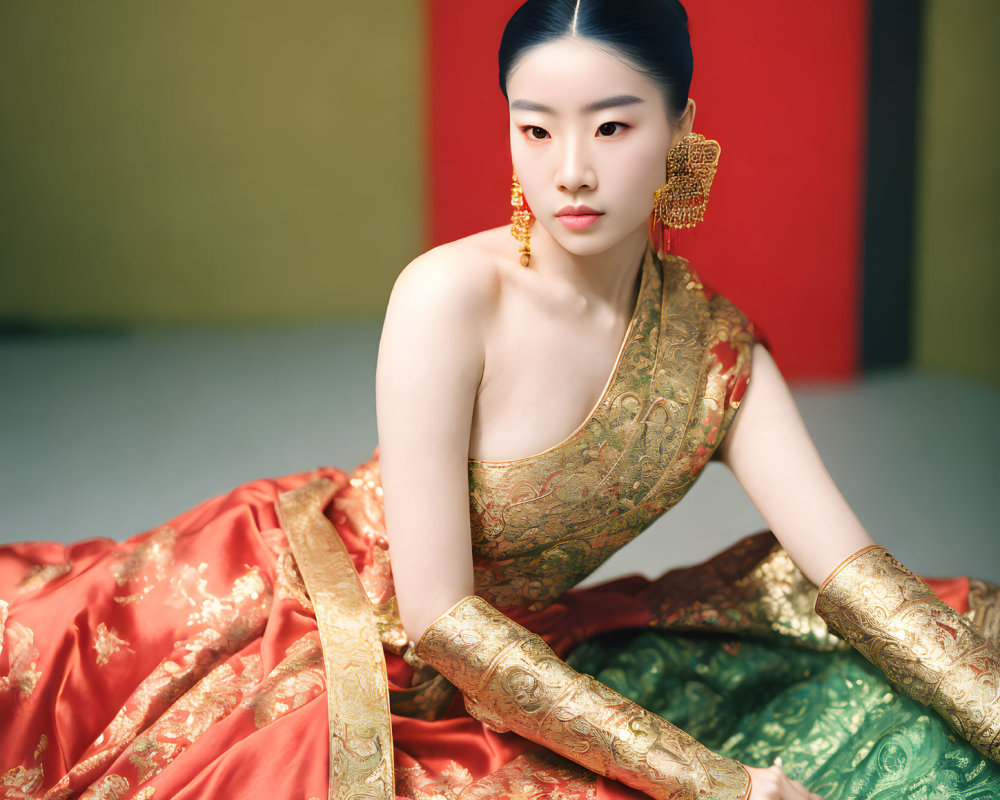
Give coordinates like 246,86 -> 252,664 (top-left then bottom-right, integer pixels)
506,37 -> 689,260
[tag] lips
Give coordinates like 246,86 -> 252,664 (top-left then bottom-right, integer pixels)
556,205 -> 601,217
556,205 -> 603,230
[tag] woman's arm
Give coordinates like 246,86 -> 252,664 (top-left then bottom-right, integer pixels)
717,343 -> 875,585
375,245 -> 492,642
719,343 -> 999,763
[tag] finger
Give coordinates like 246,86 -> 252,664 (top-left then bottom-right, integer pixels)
783,775 -> 815,800
791,782 -> 822,800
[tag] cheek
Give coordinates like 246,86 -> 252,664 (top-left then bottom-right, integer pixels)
601,148 -> 667,210
509,142 -> 547,201
629,141 -> 669,188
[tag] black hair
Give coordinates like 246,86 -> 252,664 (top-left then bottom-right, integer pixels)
498,0 -> 692,119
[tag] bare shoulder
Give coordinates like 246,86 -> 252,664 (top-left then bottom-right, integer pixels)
378,228 -> 513,406
387,228 -> 509,326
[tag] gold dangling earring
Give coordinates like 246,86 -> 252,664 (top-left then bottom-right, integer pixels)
510,172 -> 534,268
651,132 -> 721,257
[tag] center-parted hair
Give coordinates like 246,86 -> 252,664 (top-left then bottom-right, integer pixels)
498,0 -> 693,119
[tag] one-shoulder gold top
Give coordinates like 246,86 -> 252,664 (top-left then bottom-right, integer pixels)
327,248 -> 754,631
468,248 -> 754,611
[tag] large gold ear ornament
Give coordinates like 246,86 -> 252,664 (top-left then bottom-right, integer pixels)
510,171 -> 534,268
651,132 -> 721,257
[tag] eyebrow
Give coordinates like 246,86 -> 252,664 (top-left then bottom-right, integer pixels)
509,94 -> 645,114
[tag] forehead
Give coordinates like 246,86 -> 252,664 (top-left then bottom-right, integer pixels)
506,37 -> 662,108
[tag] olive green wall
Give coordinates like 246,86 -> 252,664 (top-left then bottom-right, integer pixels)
913,0 -> 1000,384
0,2 -> 423,324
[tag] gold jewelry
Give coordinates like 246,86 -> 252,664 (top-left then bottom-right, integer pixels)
651,132 -> 721,256
510,171 -> 534,268
815,545 -> 1000,762
417,595 -> 752,800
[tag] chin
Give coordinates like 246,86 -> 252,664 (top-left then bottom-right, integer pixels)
536,224 -> 604,253
552,237 -> 611,258
555,228 -> 647,259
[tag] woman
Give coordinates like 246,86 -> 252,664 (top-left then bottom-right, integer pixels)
1,1 -> 997,799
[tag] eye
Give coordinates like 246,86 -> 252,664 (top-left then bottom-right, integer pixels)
597,121 -> 628,137
521,125 -> 550,141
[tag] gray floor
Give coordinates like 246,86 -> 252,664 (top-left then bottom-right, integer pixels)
2,324 -> 998,583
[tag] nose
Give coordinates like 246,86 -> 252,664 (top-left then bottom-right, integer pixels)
554,134 -> 597,193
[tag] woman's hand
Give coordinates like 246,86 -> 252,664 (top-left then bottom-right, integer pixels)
745,760 -> 823,800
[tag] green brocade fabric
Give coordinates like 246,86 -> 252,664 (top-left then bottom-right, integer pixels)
568,630 -> 1000,798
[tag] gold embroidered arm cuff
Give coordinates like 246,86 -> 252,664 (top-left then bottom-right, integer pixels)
415,595 -> 751,800
815,545 -> 1000,762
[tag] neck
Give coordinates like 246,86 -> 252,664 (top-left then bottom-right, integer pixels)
527,223 -> 648,318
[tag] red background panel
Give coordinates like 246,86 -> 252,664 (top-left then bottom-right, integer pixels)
426,0 -> 868,379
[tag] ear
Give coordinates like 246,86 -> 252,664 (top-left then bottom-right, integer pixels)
671,98 -> 696,147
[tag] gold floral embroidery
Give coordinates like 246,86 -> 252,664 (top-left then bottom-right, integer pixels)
43,777 -> 73,800
79,774 -> 130,800
461,750 -> 597,800
334,463 -> 391,606
243,636 -> 325,729
93,623 -> 132,666
641,531 -> 845,651
167,565 -> 269,639
0,734 -> 47,800
0,617 -> 42,698
17,561 -> 73,594
162,562 -> 210,611
330,461 -> 410,654
258,526 -> 314,612
394,737 -> 604,798
134,789 -> 156,800
467,250 -> 755,612
127,654 -> 262,783
0,765 -> 44,799
49,567 -> 272,788
395,758 -> 474,799
276,551 -> 314,612
111,527 -> 177,605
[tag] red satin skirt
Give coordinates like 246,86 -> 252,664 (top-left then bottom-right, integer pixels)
0,467 -> 971,799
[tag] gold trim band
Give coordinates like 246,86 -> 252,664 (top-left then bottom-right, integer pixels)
277,478 -> 395,800
815,544 -> 881,596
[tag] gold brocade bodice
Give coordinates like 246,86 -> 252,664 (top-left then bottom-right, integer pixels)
329,249 -> 754,639
468,249 -> 754,611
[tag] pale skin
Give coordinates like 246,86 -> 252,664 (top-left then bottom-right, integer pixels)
377,37 -> 872,800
